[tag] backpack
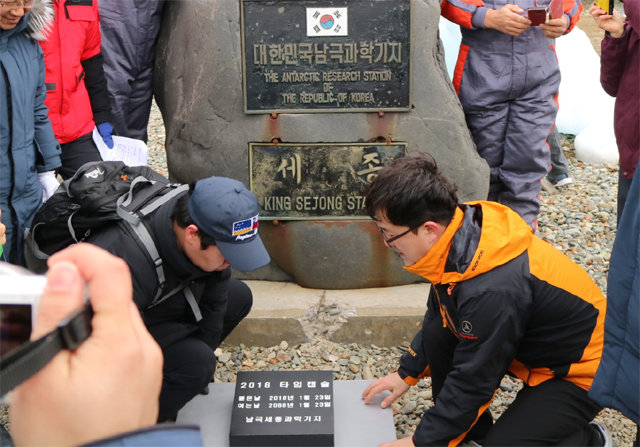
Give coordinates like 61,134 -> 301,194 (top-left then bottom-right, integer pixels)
24,161 -> 190,308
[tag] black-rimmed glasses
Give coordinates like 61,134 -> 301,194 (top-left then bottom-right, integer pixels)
378,223 -> 423,244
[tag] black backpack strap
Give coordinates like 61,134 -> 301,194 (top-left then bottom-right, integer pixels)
146,283 -> 185,309
24,221 -> 53,260
66,210 -> 82,243
137,184 -> 189,217
146,282 -> 202,323
184,286 -> 203,322
116,179 -> 189,304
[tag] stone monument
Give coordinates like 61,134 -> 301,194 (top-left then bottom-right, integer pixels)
154,0 -> 489,289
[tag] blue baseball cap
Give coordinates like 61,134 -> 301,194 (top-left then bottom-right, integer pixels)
188,177 -> 270,271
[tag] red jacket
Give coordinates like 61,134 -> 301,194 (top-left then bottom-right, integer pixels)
40,0 -> 107,144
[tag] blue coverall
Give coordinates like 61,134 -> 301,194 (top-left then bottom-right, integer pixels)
442,0 -> 582,227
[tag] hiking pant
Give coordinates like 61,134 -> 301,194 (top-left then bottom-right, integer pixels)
423,314 -> 603,446
547,126 -> 571,182
454,27 -> 560,227
99,0 -> 165,142
59,132 -> 102,180
157,279 -> 253,422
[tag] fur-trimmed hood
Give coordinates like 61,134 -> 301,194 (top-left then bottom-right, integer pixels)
25,0 -> 53,41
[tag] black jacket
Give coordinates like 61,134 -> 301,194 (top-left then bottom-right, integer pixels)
398,202 -> 605,446
90,192 -> 230,349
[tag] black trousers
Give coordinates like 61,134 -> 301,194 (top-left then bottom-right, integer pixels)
157,279 -> 253,422
58,132 -> 102,180
422,312 -> 603,446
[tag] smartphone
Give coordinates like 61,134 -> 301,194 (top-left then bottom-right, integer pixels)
528,7 -> 548,26
595,0 -> 614,15
0,263 -> 46,357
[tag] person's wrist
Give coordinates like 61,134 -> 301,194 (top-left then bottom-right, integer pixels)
484,9 -> 495,29
608,23 -> 625,38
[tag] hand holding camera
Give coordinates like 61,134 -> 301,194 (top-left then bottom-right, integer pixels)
8,244 -> 163,447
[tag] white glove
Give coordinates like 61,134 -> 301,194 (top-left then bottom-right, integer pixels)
38,170 -> 60,203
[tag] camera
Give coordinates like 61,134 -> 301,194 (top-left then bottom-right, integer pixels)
528,7 -> 548,26
0,262 -> 47,357
1,261 -> 94,396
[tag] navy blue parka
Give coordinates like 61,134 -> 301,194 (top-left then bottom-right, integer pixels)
589,171 -> 640,424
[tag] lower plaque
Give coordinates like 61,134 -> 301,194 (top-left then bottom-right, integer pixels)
249,142 -> 407,220
229,370 -> 334,446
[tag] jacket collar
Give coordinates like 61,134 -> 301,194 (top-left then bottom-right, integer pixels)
405,201 -> 534,285
405,206 -> 465,284
26,0 -> 53,41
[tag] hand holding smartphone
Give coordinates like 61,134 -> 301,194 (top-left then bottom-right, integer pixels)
528,7 -> 548,25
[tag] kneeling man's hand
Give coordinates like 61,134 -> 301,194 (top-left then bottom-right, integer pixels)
361,371 -> 410,409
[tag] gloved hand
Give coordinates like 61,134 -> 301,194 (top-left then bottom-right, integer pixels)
97,122 -> 115,149
38,170 -> 60,203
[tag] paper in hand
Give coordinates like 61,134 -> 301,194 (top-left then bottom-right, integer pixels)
92,127 -> 149,167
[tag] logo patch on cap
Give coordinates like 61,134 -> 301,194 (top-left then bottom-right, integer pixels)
232,215 -> 259,241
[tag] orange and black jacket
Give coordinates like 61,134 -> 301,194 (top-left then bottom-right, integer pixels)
397,201 -> 606,446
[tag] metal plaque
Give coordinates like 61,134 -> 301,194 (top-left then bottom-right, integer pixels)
229,370 -> 334,446
249,142 -> 408,219
241,0 -> 411,113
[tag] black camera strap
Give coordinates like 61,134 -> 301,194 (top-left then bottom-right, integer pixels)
0,303 -> 93,396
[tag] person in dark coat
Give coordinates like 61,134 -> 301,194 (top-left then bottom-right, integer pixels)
0,0 -> 61,266
99,0 -> 165,142
589,167 -> 640,446
88,175 -> 270,421
590,0 -> 639,221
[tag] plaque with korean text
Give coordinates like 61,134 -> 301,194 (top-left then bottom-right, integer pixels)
249,142 -> 408,219
241,0 -> 411,113
229,370 -> 334,446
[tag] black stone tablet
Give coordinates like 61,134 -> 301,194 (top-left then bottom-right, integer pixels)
229,370 -> 334,446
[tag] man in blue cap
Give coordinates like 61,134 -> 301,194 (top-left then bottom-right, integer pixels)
89,176 -> 270,421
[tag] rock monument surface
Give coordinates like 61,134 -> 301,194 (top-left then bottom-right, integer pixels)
154,0 -> 488,289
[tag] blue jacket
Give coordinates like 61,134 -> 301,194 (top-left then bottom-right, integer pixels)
84,424 -> 203,447
0,0 -> 61,266
589,172 -> 640,423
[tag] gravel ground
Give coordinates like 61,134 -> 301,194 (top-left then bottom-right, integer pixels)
147,104 -> 637,446
0,105 -> 635,446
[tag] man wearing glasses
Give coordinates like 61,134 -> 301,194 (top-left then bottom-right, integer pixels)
361,153 -> 612,446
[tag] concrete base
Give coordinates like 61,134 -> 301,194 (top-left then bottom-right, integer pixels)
223,281 -> 429,347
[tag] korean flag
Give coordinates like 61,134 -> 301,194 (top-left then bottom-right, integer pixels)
306,7 -> 348,37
